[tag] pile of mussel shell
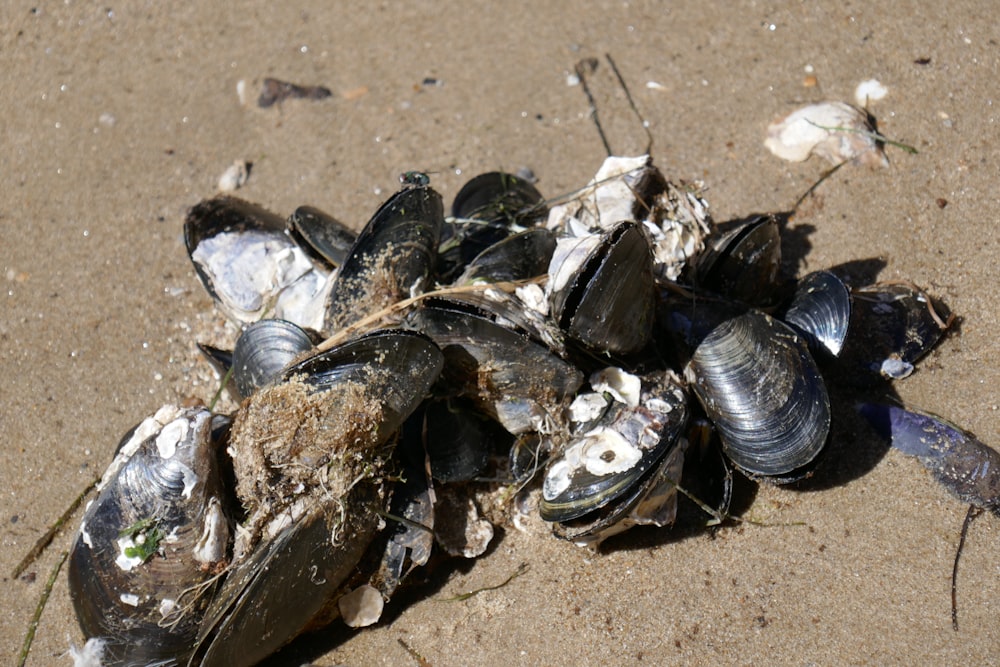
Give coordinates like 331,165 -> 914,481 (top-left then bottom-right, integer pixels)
69,155 -> 963,665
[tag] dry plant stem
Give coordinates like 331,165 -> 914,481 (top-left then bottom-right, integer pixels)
16,550 -> 68,667
952,504 -> 983,631
314,277 -> 547,353
12,477 -> 98,579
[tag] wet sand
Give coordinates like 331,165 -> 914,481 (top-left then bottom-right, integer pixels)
3,2 -> 998,665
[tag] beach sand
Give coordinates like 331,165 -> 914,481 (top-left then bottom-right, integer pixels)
3,2 -> 998,664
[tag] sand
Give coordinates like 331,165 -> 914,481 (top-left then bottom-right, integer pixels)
2,2 -> 998,665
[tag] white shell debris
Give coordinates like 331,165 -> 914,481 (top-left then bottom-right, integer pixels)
590,367 -> 641,408
68,637 -> 108,667
338,584 -> 384,627
436,492 -> 495,558
546,155 -> 712,281
765,102 -> 888,167
217,159 -> 250,192
854,79 -> 888,106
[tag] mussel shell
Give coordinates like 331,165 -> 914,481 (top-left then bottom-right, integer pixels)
839,282 -> 951,381
451,171 -> 546,224
420,397 -> 504,483
407,305 -> 583,434
455,228 -> 556,285
324,183 -> 443,331
190,482 -> 382,666
548,221 -> 655,355
783,270 -> 852,358
860,404 -> 1000,512
540,372 -> 688,524
288,205 -> 357,268
202,330 -> 443,663
231,318 -> 315,399
694,214 -> 781,306
68,406 -> 232,666
185,196 -> 330,329
686,309 -> 830,479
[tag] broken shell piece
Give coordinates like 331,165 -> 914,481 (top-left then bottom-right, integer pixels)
338,585 -> 384,628
435,490 -> 494,558
217,160 -> 250,192
854,79 -> 888,106
765,102 -> 888,167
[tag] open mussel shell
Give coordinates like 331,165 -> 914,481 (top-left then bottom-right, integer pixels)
231,318 -> 315,399
860,404 -> 1000,512
68,406 -> 233,666
839,282 -> 951,381
782,270 -> 852,358
451,171 -> 547,225
686,309 -> 830,480
548,221 -> 655,355
693,214 -> 782,306
408,304 -> 583,434
438,171 -> 548,282
288,205 -> 357,268
541,372 -> 688,524
185,196 -> 331,330
324,180 -> 443,332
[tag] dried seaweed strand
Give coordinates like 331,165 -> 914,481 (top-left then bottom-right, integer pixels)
437,562 -> 529,602
16,549 -> 68,667
804,119 -> 918,154
397,638 -> 433,667
951,504 -> 983,631
12,477 -> 98,579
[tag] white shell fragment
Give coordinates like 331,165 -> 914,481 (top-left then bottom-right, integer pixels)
546,155 -> 712,280
590,367 -> 641,408
854,79 -> 888,106
338,584 -> 384,628
217,159 -> 250,192
765,102 -> 888,167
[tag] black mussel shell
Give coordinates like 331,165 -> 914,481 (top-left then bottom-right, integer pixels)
289,205 -> 357,268
231,318 -> 315,399
325,182 -> 444,332
455,228 -> 556,285
839,282 -> 951,381
694,214 -> 782,306
191,482 -> 382,666
783,270 -> 852,358
548,221 -> 656,356
408,305 -> 583,435
69,406 -> 233,666
437,171 -> 547,283
540,372 -> 688,527
421,397 -> 505,483
686,309 -> 830,480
